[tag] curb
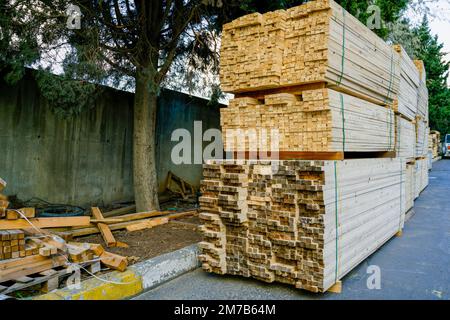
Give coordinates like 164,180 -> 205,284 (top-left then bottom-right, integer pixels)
33,244 -> 199,300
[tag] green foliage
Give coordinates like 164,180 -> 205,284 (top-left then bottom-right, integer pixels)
414,17 -> 450,136
35,69 -> 102,117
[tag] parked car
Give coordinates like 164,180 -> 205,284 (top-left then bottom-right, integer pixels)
443,134 -> 450,158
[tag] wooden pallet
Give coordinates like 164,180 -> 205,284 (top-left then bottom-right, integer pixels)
0,260 -> 101,296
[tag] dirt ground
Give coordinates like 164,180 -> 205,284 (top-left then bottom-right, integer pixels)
74,216 -> 202,263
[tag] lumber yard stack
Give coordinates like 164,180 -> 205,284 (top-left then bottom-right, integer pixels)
199,0 -> 430,293
429,131 -> 441,160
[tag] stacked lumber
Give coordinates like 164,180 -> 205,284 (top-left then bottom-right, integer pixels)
405,163 -> 415,212
415,60 -> 429,122
220,0 -> 400,105
200,0 -> 431,294
395,116 -> 416,160
199,158 -> 405,293
0,230 -> 28,260
429,131 -> 441,159
414,159 -> 429,199
415,118 -> 429,158
221,89 -> 395,153
393,45 -> 419,121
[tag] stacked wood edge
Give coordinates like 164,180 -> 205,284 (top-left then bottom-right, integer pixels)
199,0 -> 430,293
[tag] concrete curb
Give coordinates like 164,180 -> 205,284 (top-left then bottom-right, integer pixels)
32,244 -> 199,300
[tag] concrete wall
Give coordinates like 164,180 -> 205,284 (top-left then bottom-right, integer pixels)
0,70 -> 222,207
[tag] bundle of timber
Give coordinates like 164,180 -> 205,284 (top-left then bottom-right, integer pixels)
220,0 -> 400,105
414,60 -> 429,122
429,131 -> 441,159
221,89 -> 396,153
415,118 -> 430,158
395,116 -> 415,160
199,158 -> 405,293
393,45 -> 419,121
414,159 -> 429,199
405,162 -> 415,212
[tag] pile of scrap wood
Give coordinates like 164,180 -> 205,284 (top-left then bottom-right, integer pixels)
199,0 -> 430,294
53,207 -> 198,241
0,178 -> 129,295
0,177 -> 197,296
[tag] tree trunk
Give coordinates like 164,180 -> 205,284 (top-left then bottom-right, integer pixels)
133,70 -> 160,212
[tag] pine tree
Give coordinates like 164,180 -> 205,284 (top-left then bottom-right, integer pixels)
415,17 -> 450,136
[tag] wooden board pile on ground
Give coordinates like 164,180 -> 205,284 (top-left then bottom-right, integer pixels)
429,131 -> 441,159
199,0 -> 430,294
0,177 -> 197,296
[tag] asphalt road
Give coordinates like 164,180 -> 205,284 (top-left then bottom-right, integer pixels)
135,160 -> 450,300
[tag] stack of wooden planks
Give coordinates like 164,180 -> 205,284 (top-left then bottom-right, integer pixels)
429,131 -> 441,159
199,159 -> 405,293
221,0 -> 400,105
405,162 -> 415,212
415,117 -> 429,158
396,116 -> 416,160
414,158 -> 429,198
222,89 -> 395,153
199,0 -> 430,294
393,45 -> 419,121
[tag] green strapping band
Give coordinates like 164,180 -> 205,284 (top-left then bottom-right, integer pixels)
340,93 -> 346,152
384,53 -> 395,104
336,10 -> 346,86
388,106 -> 393,151
333,161 -> 339,283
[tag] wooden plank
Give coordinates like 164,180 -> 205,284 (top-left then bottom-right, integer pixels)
0,217 -> 90,230
91,207 -> 116,247
102,205 -> 137,218
100,251 -> 128,272
126,217 -> 169,232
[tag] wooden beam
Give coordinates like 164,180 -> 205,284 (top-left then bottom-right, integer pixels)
0,217 -> 90,230
102,205 -> 137,218
100,251 -> 128,272
125,217 -> 169,232
91,207 -> 116,247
